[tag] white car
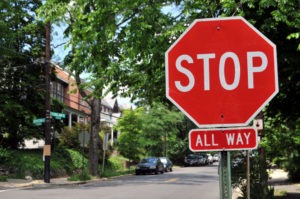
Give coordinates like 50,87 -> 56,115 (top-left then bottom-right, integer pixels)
213,153 -> 219,162
207,154 -> 213,164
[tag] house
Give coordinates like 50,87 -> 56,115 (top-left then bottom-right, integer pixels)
52,63 -> 91,127
24,63 -> 123,148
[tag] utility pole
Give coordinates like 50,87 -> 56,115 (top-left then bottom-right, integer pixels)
44,21 -> 51,183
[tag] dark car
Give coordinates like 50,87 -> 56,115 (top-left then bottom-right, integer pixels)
135,157 -> 164,175
159,157 -> 173,172
184,154 -> 201,166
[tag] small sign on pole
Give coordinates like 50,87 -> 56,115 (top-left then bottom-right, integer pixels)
50,112 -> 66,119
78,131 -> 90,147
253,119 -> 263,130
33,118 -> 45,126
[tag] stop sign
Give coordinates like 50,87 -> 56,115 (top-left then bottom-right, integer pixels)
166,17 -> 278,127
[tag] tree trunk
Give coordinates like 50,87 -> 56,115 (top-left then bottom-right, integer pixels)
74,72 -> 102,176
88,98 -> 101,176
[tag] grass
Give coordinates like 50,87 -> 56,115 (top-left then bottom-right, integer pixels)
0,147 -> 88,179
68,171 -> 91,181
1,147 -> 133,181
100,154 -> 134,178
274,189 -> 288,197
0,176 -> 8,182
101,168 -> 134,178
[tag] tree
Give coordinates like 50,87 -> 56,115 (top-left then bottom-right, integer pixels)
141,103 -> 184,157
114,108 -> 145,163
0,0 -> 48,149
114,103 -> 185,162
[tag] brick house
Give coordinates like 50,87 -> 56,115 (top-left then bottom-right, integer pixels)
24,63 -> 122,149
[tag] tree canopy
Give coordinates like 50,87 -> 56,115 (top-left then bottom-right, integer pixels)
0,0 -> 47,149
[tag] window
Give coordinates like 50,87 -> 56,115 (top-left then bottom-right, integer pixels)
51,81 -> 65,102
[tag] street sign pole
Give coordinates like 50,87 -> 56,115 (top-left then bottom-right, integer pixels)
219,151 -> 232,199
247,150 -> 250,199
44,21 -> 51,183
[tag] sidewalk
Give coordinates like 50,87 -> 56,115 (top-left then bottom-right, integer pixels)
268,169 -> 300,199
0,177 -> 89,189
233,169 -> 300,199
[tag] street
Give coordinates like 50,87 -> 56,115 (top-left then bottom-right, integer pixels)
0,164 -> 219,199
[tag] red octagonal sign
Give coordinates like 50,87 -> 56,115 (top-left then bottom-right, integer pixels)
166,17 -> 278,127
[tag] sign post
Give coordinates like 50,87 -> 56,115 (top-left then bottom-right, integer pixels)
219,151 -> 232,199
165,16 -> 278,199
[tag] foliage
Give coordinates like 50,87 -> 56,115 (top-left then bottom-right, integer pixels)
0,148 -> 134,181
58,122 -> 89,150
231,151 -> 274,199
100,155 -> 134,178
0,147 -> 90,179
101,169 -> 134,178
0,176 -> 8,182
0,147 -> 12,164
106,155 -> 129,171
141,103 -> 184,157
4,149 -> 45,179
114,108 -> 145,162
0,0 -> 46,149
114,103 -> 186,163
262,117 -> 300,181
68,171 -> 91,181
0,0 -> 65,149
66,149 -> 88,170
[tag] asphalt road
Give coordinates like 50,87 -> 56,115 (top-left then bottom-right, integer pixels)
0,164 -> 220,199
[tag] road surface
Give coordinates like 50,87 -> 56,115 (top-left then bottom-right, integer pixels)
0,164 -> 220,199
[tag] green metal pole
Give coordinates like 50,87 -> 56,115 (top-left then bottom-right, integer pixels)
219,151 -> 232,199
227,151 -> 232,199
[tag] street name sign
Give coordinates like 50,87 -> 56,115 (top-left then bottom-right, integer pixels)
33,118 -> 45,126
165,16 -> 278,127
189,127 -> 258,151
50,112 -> 66,119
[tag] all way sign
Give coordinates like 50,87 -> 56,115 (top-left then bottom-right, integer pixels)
189,127 -> 258,151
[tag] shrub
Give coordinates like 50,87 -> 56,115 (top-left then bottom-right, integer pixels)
68,170 -> 91,181
0,147 -> 12,164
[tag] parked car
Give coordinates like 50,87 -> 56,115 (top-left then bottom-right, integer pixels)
207,153 -> 213,164
213,153 -> 219,162
198,155 -> 206,165
184,154 -> 202,166
135,157 -> 164,175
159,157 -> 173,172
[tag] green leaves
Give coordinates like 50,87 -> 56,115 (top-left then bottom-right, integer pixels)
114,103 -> 184,160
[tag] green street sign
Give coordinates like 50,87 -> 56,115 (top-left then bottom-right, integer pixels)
50,112 -> 66,119
33,118 -> 45,126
